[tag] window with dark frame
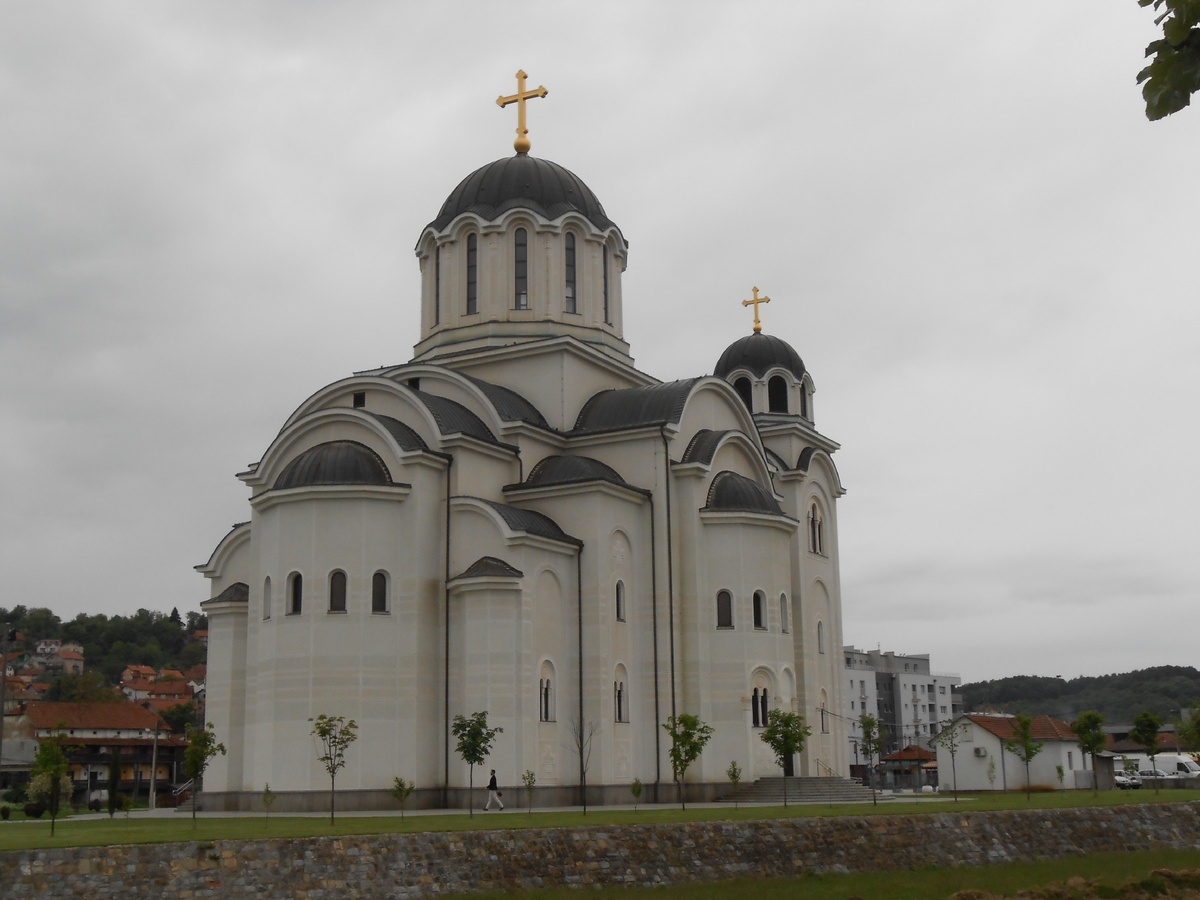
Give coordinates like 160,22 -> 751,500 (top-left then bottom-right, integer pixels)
466,233 -> 478,315
716,590 -> 733,628
514,227 -> 528,309
564,233 -> 577,313
288,572 -> 302,615
329,571 -> 347,613
371,571 -> 388,613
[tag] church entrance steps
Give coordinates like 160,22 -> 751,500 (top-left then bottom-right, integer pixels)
720,775 -> 887,804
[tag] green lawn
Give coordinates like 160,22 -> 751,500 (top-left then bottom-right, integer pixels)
0,789 -> 1196,853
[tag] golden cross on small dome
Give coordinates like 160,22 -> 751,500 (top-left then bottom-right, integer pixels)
497,69 -> 548,154
741,286 -> 771,333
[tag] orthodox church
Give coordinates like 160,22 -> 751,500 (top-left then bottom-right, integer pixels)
198,74 -> 849,810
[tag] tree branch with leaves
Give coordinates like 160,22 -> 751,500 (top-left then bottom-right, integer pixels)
662,713 -> 714,810
451,711 -> 502,818
1138,0 -> 1200,120
310,714 -> 358,824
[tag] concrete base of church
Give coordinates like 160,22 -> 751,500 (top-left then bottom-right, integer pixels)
199,781 -> 725,813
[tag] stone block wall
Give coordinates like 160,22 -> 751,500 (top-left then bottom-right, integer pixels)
2,802 -> 1198,897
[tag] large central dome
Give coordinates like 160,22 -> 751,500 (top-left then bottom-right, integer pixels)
426,154 -> 622,239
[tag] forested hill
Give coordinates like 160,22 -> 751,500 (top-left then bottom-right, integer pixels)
960,666 -> 1200,723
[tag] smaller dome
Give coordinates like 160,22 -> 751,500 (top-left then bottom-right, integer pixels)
714,333 -> 805,380
704,471 -> 784,516
275,441 -> 391,490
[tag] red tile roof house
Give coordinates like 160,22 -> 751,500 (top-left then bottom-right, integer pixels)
879,744 -> 938,791
19,701 -> 187,804
933,713 -> 1093,792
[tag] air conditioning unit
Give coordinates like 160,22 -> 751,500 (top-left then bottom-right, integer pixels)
973,747 -> 987,758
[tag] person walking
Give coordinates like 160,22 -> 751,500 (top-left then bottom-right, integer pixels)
484,769 -> 504,811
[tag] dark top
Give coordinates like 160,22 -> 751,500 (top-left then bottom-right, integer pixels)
488,774 -> 498,791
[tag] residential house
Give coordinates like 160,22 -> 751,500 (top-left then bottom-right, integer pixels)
935,713 -> 1087,792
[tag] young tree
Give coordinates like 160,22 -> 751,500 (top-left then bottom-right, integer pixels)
390,777 -> 414,818
1003,714 -> 1044,800
857,713 -> 885,806
261,783 -> 277,826
1070,710 -> 1106,795
629,777 -> 643,810
107,744 -> 122,818
662,713 -> 714,809
1138,0 -> 1200,121
1175,701 -> 1200,755
567,717 -> 600,814
520,769 -> 536,814
28,734 -> 70,836
309,714 -> 358,825
451,711 -> 502,818
183,722 -> 226,829
931,719 -> 967,802
1131,710 -> 1165,794
759,710 -> 811,807
726,760 -> 742,810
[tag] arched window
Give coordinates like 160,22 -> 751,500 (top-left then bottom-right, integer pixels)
602,245 -> 610,323
263,576 -> 272,620
615,580 -> 626,622
539,661 -> 555,722
817,620 -> 825,654
753,591 -> 766,630
820,694 -> 830,733
614,664 -> 629,723
752,687 -> 769,727
564,233 -> 577,314
768,375 -> 788,412
808,502 -> 824,554
780,593 -> 789,634
329,571 -> 347,613
372,571 -> 389,614
287,572 -> 302,615
760,687 -> 770,726
799,386 -> 808,419
716,590 -> 733,629
514,227 -> 529,309
466,233 -> 478,315
733,377 -> 752,411
752,688 -> 761,727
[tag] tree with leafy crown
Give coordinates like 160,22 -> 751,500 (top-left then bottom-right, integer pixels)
28,732 -> 71,836
1131,710 -> 1165,793
857,713 -> 885,806
183,722 -> 226,829
1004,714 -> 1044,800
1070,710 -> 1106,795
759,710 -> 811,807
310,714 -> 358,825
1138,0 -> 1200,120
451,711 -> 502,818
662,713 -> 714,810
931,719 -> 967,802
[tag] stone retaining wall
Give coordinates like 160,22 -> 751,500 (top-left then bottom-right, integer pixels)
3,802 -> 1199,898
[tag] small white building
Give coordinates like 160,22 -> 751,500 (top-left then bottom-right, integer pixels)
935,713 -> 1088,792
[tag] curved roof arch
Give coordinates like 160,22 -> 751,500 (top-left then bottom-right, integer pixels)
523,455 -> 633,490
796,447 -> 846,496
194,521 -> 250,579
274,440 -> 392,490
704,470 -> 786,516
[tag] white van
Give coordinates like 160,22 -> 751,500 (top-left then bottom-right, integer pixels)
1124,753 -> 1200,778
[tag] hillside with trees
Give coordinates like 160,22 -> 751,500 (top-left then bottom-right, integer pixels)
0,604 -> 207,683
960,666 -> 1200,723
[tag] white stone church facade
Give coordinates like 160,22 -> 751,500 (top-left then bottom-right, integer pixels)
198,116 -> 849,810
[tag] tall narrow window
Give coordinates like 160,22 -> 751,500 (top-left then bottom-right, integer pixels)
615,580 -> 626,622
808,503 -> 824,554
329,571 -> 347,613
780,593 -> 789,633
514,227 -> 528,309
287,572 -> 302,615
760,688 -> 770,726
733,377 -> 752,411
614,681 -> 625,722
752,688 -> 761,727
372,571 -> 388,614
539,661 -> 555,722
602,245 -> 610,322
768,375 -> 788,412
753,591 -> 766,630
263,576 -> 272,620
800,387 -> 809,419
433,244 -> 441,325
817,620 -> 825,653
716,590 -> 733,629
564,233 -> 577,313
466,234 -> 478,315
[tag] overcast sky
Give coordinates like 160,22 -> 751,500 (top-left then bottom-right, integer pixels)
1,3 -> 1196,684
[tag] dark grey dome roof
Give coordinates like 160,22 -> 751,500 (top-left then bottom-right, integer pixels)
714,332 -> 805,380
703,471 -> 784,515
275,441 -> 391,490
457,556 -> 524,579
426,154 -> 622,239
525,455 -> 630,489
573,378 -> 701,434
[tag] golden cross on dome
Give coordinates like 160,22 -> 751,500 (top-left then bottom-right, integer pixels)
741,286 -> 771,333
497,69 -> 548,154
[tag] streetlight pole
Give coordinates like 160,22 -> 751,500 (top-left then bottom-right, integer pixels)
148,725 -> 160,811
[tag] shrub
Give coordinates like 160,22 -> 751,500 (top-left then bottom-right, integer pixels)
23,802 -> 46,818
88,798 -> 102,812
0,805 -> 10,820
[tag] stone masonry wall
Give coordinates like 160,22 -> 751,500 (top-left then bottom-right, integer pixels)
3,803 -> 1199,898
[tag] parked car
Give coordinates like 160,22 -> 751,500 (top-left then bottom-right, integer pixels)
1138,769 -> 1171,780
1114,771 -> 1141,790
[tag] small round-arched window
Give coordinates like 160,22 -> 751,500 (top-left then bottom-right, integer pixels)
733,377 -> 753,411
768,375 -> 788,413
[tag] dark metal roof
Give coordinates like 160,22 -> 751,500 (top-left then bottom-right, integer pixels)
457,556 -> 524,579
426,154 -> 623,241
714,332 -> 806,380
573,378 -> 701,435
366,413 -> 429,452
703,471 -> 784,516
523,455 -> 632,489
765,447 -> 789,471
412,391 -> 499,444
680,429 -> 733,466
211,582 -> 249,604
475,498 -> 581,547
275,441 -> 392,490
463,375 -> 549,428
